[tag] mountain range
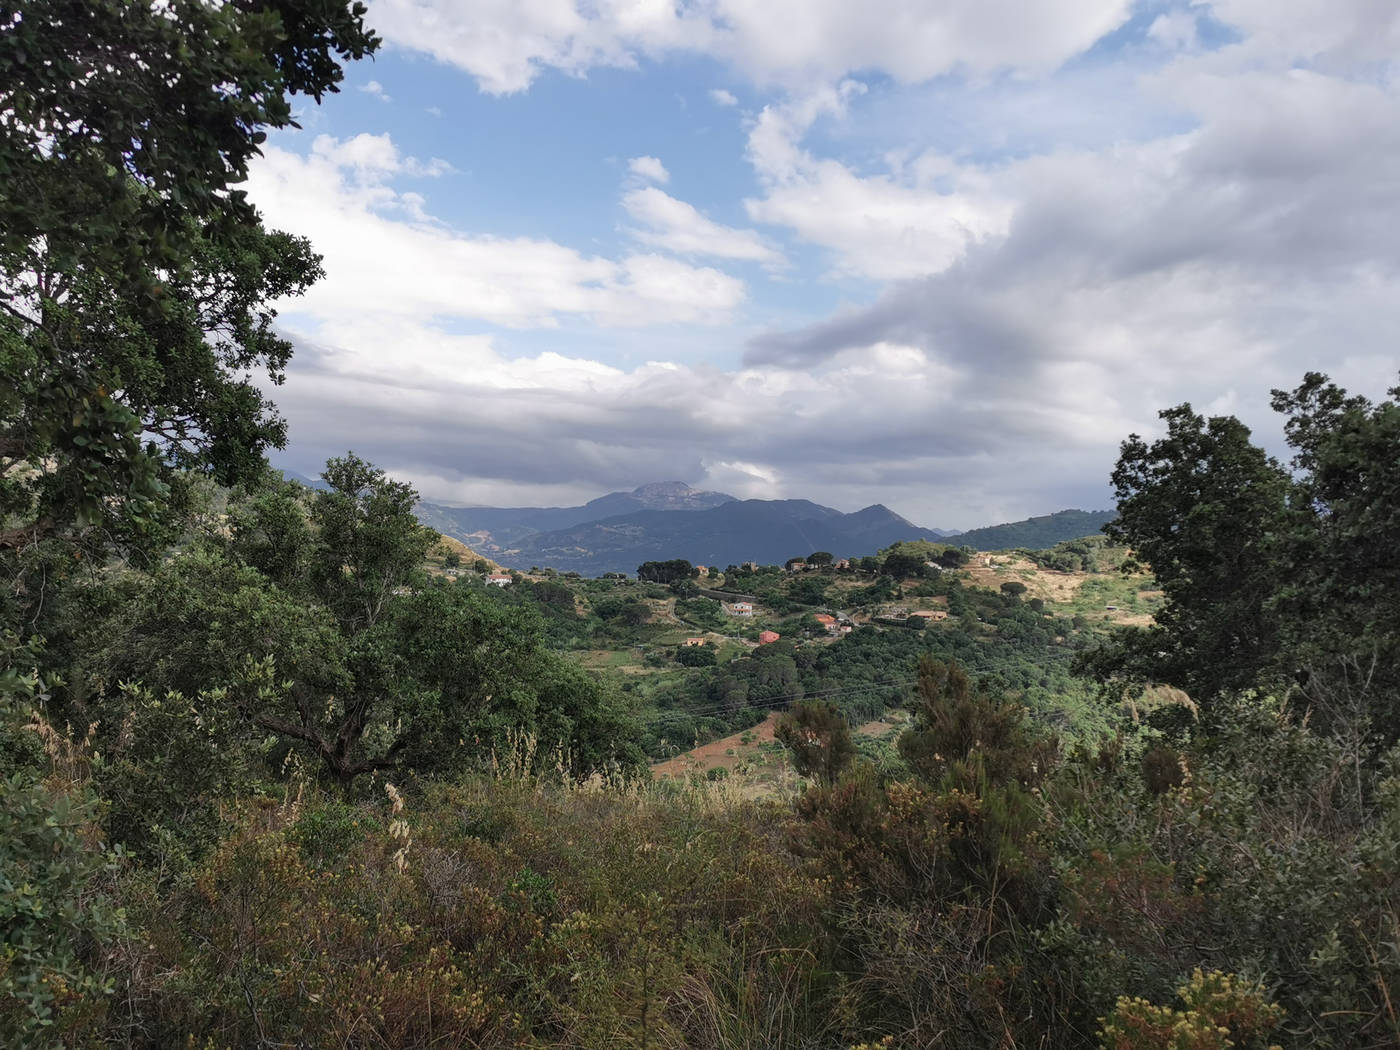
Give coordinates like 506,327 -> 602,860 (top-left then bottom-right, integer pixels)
416,482 -> 952,575
283,472 -> 1114,575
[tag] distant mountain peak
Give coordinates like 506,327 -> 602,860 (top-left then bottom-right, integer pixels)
630,481 -> 697,498
587,481 -> 735,512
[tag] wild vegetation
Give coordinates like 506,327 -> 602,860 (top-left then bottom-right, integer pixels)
3,5 -> 1398,1049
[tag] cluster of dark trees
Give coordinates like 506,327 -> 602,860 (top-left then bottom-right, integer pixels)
636,559 -> 698,584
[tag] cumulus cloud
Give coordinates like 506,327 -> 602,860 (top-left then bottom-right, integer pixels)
745,52 -> 1400,471
626,155 -> 670,183
368,0 -> 1131,93
709,88 -> 738,106
622,186 -> 784,265
740,83 -> 1013,280
246,135 -> 746,329
264,2 -> 1400,529
359,79 -> 392,101
269,324 -> 1049,527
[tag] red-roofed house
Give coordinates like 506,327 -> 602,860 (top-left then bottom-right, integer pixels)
758,630 -> 780,644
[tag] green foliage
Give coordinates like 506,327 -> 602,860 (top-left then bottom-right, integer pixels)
900,659 -> 1056,793
957,509 -> 1117,551
675,643 -> 718,667
786,574 -> 830,607
637,559 -> 695,584
775,699 -> 855,786
1100,970 -> 1285,1050
97,680 -> 265,865
0,0 -> 377,619
1088,373 -> 1400,743
880,551 -> 926,579
1086,404 -> 1291,711
0,657 -> 123,1045
98,780 -> 835,1049
0,770 -> 121,1045
67,462 -> 644,803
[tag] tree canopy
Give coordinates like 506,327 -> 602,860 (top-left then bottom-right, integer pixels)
1086,372 -> 1400,742
637,559 -> 695,584
1,0 -> 378,623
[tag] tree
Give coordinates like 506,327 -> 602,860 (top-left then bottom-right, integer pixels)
73,459 -> 644,793
1081,404 -> 1292,713
881,551 -> 926,579
310,454 -> 434,634
637,559 -> 694,584
807,551 -> 834,567
776,700 -> 855,787
676,643 -> 717,667
899,659 -> 1055,793
1269,374 -> 1400,734
1087,374 -> 1400,743
1,0 -> 377,622
936,546 -> 971,569
443,550 -> 461,568
1000,581 -> 1028,598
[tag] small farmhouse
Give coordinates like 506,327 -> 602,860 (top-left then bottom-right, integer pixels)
485,573 -> 513,587
725,602 -> 754,617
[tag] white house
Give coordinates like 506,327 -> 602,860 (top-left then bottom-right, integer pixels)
485,573 -> 513,587
725,602 -> 753,617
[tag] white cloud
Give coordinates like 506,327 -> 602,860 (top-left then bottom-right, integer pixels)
1200,0 -> 1400,66
368,0 -> 1131,94
709,88 -> 738,106
622,186 -> 783,265
1147,11 -> 1199,52
270,321 -> 1020,526
626,155 -> 670,183
743,85 -> 1012,280
359,79 -> 392,101
247,135 -> 746,329
310,132 -> 452,178
265,2 -> 1400,530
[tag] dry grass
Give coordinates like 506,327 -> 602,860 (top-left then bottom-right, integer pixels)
961,556 -> 1088,603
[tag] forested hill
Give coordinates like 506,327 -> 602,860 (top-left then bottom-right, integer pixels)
954,508 -> 1116,550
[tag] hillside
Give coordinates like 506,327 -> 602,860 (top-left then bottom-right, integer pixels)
954,508 -> 1116,550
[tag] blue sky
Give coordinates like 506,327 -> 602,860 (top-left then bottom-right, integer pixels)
252,0 -> 1400,529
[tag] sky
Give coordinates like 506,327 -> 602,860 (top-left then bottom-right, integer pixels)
251,0 -> 1400,530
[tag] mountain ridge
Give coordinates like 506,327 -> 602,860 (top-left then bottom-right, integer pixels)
466,497 -> 951,575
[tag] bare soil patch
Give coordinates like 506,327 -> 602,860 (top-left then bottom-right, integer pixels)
652,713 -> 781,779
